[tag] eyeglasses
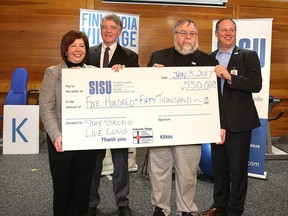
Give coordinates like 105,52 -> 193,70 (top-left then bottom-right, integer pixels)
175,31 -> 198,38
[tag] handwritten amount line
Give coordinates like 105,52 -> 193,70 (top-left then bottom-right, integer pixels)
85,103 -> 202,109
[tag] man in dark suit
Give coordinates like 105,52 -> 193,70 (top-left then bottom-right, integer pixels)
200,18 -> 262,216
147,18 -> 226,216
86,14 -> 139,216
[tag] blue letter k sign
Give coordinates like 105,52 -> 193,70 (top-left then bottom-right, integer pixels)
12,118 -> 28,142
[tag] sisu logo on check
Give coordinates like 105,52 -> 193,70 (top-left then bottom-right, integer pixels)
89,80 -> 112,95
133,128 -> 154,144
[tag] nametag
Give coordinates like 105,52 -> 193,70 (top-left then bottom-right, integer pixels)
231,69 -> 238,75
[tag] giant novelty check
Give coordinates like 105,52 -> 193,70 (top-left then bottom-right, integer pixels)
62,67 -> 221,151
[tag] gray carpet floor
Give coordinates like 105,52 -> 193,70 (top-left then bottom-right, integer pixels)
0,140 -> 288,216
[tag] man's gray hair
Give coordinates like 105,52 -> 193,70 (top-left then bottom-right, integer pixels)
101,14 -> 123,30
173,18 -> 198,35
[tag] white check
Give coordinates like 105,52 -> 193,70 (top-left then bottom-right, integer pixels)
62,67 -> 221,151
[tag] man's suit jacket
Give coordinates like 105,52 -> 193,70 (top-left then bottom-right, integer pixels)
210,46 -> 262,132
147,47 -> 218,67
86,43 -> 139,67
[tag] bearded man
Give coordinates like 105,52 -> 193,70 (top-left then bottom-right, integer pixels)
147,18 -> 226,216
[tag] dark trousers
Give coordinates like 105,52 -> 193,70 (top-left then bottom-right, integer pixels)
211,129 -> 252,216
89,148 -> 130,207
47,135 -> 96,216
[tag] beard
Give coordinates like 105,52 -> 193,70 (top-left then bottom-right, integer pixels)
174,39 -> 198,55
